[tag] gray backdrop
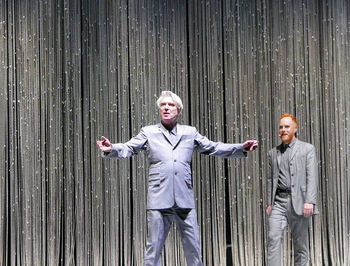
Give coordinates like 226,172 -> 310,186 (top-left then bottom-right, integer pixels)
0,0 -> 349,265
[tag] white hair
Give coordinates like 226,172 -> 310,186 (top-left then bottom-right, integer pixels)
156,91 -> 183,111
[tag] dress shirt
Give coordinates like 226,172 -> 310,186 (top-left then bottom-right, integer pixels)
277,138 -> 297,190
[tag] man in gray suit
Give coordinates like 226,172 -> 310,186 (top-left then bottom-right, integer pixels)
97,91 -> 258,266
266,113 -> 318,266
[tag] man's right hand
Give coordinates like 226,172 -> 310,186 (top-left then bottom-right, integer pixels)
97,136 -> 112,152
266,205 -> 272,215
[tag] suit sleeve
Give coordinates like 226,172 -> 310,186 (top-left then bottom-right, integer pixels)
267,151 -> 273,206
305,146 -> 318,204
102,128 -> 148,159
194,129 -> 247,158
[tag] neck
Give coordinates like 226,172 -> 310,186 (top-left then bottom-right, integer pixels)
161,120 -> 177,131
283,137 -> 295,145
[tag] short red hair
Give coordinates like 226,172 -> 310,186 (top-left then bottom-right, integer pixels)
280,113 -> 298,126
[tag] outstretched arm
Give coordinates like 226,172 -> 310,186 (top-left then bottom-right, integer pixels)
194,129 -> 258,158
97,128 -> 148,159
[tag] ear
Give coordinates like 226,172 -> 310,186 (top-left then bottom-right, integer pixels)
294,127 -> 297,135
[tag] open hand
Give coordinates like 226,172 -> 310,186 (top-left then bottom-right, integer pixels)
96,136 -> 112,152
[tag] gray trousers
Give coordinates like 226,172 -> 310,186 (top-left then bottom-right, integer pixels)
144,206 -> 203,266
267,194 -> 310,266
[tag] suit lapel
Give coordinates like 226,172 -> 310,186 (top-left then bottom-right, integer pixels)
158,123 -> 173,145
173,125 -> 183,148
289,139 -> 299,161
276,145 -> 282,168
157,123 -> 182,148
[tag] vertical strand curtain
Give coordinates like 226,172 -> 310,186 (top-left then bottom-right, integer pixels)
0,0 -> 349,265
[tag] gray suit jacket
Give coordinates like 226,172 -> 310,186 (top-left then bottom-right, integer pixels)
103,123 -> 247,209
267,139 -> 319,215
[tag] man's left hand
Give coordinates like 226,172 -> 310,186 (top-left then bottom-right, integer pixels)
303,203 -> 314,217
242,140 -> 258,152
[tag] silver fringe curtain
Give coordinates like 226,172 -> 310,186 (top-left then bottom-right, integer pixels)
0,0 -> 349,265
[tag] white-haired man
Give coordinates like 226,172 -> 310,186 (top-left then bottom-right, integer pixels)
97,91 -> 258,266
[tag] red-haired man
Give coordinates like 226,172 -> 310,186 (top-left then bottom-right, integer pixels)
266,113 -> 318,266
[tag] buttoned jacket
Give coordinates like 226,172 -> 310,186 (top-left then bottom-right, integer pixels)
267,139 -> 319,215
103,123 -> 247,209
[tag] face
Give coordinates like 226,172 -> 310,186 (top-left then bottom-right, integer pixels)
159,96 -> 179,125
279,117 -> 297,144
